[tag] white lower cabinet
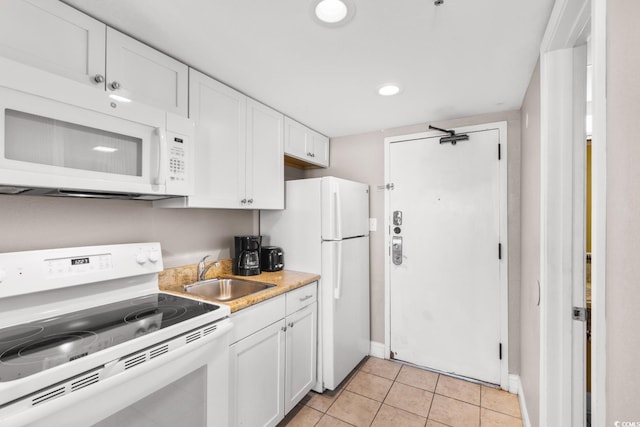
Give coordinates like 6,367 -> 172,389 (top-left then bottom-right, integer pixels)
229,283 -> 317,427
285,301 -> 317,414
230,319 -> 286,427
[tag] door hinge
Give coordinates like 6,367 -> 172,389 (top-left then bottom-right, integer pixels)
572,307 -> 587,322
498,243 -> 502,260
498,143 -> 502,160
499,343 -> 502,360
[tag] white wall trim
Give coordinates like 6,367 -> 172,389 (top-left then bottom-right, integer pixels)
538,0 -> 591,426
370,341 -> 385,359
511,375 -> 532,427
508,374 -> 520,394
590,0 -> 607,424
383,122 -> 509,390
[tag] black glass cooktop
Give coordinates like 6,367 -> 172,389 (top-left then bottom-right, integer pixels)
0,293 -> 221,382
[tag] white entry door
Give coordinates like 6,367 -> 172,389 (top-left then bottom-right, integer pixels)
388,124 -> 507,385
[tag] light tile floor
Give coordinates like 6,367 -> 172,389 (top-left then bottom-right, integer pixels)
279,357 -> 523,427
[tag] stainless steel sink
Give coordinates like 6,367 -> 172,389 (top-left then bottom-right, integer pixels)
184,278 -> 275,302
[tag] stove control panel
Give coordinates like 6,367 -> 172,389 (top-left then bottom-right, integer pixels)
0,243 -> 163,298
46,253 -> 113,279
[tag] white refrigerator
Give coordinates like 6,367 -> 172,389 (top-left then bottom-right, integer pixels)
260,176 -> 370,391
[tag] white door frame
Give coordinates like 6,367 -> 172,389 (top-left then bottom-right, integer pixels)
383,121 -> 509,390
538,0 -> 606,425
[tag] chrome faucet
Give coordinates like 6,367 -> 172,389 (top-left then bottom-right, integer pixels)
197,255 -> 218,281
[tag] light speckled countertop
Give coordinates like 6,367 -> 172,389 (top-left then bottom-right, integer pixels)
159,259 -> 320,313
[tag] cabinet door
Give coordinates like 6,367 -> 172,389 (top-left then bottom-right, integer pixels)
247,99 -> 284,210
188,68 -> 247,208
0,0 -> 106,88
106,28 -> 188,116
285,302 -> 317,414
310,131 -> 330,167
230,320 -> 286,427
283,117 -> 308,161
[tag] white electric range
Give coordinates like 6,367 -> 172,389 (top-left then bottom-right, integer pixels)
0,242 -> 232,427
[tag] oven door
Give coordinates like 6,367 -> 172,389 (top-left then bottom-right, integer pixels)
0,319 -> 232,427
0,85 -> 170,196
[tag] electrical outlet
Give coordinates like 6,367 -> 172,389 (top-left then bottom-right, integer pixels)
369,218 -> 377,232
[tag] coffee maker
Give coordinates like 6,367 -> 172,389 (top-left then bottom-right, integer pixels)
233,235 -> 261,276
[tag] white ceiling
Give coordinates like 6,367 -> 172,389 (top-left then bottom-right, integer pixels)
62,0 -> 554,138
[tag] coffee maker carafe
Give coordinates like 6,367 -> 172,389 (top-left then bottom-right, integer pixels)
233,235 -> 261,276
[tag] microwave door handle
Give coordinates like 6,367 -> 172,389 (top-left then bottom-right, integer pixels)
154,127 -> 168,185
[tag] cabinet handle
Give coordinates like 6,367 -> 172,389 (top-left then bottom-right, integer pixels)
240,199 -> 247,205
93,74 -> 105,83
247,198 -> 253,204
312,153 -> 316,157
299,295 -> 313,302
109,81 -> 121,90
288,322 -> 294,328
281,326 -> 287,332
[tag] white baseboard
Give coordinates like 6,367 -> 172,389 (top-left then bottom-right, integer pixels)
510,375 -> 531,427
370,341 -> 385,359
508,374 -> 520,394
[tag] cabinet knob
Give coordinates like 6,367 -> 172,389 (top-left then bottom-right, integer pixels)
247,199 -> 253,204
311,153 -> 316,157
93,74 -> 105,84
288,322 -> 295,328
281,326 -> 287,332
109,81 -> 121,90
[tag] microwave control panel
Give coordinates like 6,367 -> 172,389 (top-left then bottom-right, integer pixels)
168,137 -> 186,180
166,132 -> 190,195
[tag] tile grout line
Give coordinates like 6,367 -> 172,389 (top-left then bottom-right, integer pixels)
426,372 -> 442,424
365,364 -> 398,426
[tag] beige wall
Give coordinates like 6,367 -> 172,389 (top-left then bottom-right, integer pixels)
285,165 -> 306,181
0,195 -> 256,267
519,60 -> 541,427
306,110 -> 523,373
606,0 -> 640,422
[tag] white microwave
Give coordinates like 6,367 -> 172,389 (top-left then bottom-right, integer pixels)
0,58 -> 193,200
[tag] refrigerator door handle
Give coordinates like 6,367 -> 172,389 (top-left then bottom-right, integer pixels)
334,185 -> 342,239
334,242 -> 343,299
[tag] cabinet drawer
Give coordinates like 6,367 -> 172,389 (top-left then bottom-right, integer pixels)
286,282 -> 317,316
230,295 -> 285,344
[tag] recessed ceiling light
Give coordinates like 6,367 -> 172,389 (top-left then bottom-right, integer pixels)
377,84 -> 401,96
311,0 -> 355,27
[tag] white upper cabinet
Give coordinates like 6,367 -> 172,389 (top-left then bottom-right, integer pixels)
157,69 -> 283,209
246,99 -> 284,210
284,117 -> 330,168
0,0 -> 188,116
309,129 -> 330,167
189,69 -> 246,208
0,0 -> 106,88
106,28 -> 188,116
284,117 -> 308,160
